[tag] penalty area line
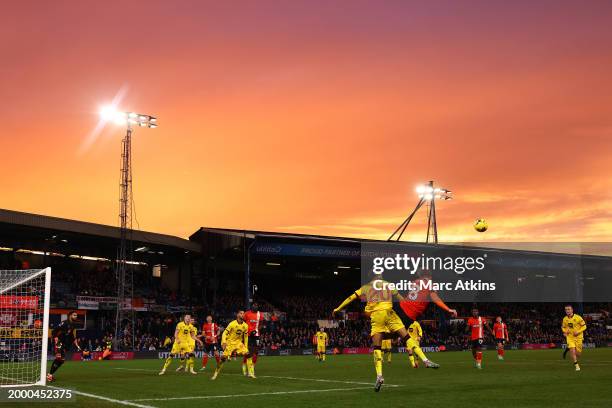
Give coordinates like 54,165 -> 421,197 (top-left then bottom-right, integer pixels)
129,386 -> 375,401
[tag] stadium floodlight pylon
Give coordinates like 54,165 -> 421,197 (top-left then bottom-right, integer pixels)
0,268 -> 51,387
100,105 -> 157,350
388,180 -> 452,244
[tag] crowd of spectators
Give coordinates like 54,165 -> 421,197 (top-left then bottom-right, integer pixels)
76,300 -> 611,352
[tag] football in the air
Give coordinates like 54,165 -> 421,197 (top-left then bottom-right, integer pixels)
474,218 -> 488,232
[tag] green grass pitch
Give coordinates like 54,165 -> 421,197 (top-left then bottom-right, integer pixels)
5,349 -> 612,407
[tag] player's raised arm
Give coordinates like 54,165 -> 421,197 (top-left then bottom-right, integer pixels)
333,289 -> 360,315
430,291 -> 458,317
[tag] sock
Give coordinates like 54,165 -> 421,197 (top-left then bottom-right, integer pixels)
216,357 -> 226,372
409,355 -> 416,368
178,358 -> 185,368
162,356 -> 172,371
252,354 -> 258,364
247,357 -> 254,376
322,352 -> 326,361
187,356 -> 194,370
500,349 -> 505,357
243,355 -> 248,364
384,351 -> 391,362
373,349 -> 383,376
49,358 -> 64,374
476,351 -> 482,363
414,346 -> 428,362
202,354 -> 208,368
215,355 -> 220,365
242,362 -> 247,374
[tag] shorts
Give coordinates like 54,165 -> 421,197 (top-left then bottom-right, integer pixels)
54,344 -> 67,360
495,338 -> 506,345
317,344 -> 326,353
248,335 -> 260,349
381,339 -> 392,350
224,341 -> 249,357
471,338 -> 484,348
204,343 -> 218,355
369,309 -> 405,336
567,336 -> 583,353
170,341 -> 192,355
406,337 -> 419,350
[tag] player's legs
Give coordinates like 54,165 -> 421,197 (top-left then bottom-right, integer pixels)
186,350 -> 197,374
48,346 -> 66,381
567,337 -> 582,370
406,337 -> 438,368
243,335 -> 259,374
213,344 -> 254,379
472,340 -> 483,368
318,345 -> 326,361
496,340 -> 505,360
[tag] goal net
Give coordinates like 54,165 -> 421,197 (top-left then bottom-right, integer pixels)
0,268 -> 51,387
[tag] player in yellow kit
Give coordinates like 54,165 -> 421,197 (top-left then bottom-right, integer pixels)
159,314 -> 202,375
381,339 -> 392,363
406,320 -> 439,369
562,305 -> 587,371
212,310 -> 255,379
315,328 -> 328,362
333,278 -> 412,392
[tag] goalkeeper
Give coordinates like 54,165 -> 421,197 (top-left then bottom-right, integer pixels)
47,311 -> 81,382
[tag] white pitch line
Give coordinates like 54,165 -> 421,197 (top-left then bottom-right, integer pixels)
225,373 -> 403,387
130,386 -> 374,402
46,385 -> 157,408
113,368 -> 403,387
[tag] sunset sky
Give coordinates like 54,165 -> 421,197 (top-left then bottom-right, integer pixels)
2,1 -> 611,242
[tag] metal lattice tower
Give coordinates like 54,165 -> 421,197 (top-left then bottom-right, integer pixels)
115,124 -> 135,349
106,110 -> 157,350
388,180 -> 452,243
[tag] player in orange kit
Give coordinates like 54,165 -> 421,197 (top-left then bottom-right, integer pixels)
199,315 -> 220,371
243,303 -> 265,376
466,308 -> 492,369
493,316 -> 509,361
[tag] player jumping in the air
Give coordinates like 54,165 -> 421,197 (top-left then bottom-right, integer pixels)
398,271 -> 457,368
212,310 -> 255,380
159,314 -> 202,375
47,311 -> 81,382
243,303 -> 264,376
562,305 -> 587,371
466,308 -> 492,369
199,315 -> 220,371
333,278 -> 416,392
493,316 -> 509,361
381,338 -> 392,363
406,320 -> 439,369
315,327 -> 328,362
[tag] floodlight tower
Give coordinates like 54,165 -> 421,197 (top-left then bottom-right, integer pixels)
388,180 -> 452,243
100,106 -> 157,349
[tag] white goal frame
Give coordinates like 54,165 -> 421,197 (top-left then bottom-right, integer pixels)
0,267 -> 51,387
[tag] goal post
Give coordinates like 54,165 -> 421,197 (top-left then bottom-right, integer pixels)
0,268 -> 52,387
